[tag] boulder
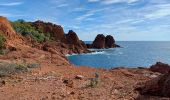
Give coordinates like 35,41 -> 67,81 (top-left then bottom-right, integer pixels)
75,75 -> 84,80
92,34 -> 105,49
63,79 -> 74,88
0,80 -> 5,87
136,71 -> 170,97
105,35 -> 115,48
149,62 -> 170,74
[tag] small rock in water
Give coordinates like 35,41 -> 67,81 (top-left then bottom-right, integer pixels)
75,75 -> 84,80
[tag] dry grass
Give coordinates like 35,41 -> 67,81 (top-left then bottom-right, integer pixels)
0,61 -> 40,77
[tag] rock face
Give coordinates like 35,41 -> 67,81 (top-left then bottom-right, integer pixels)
92,34 -> 105,49
42,30 -> 89,54
149,62 -> 170,74
33,20 -> 66,42
0,16 -> 23,50
33,21 -> 89,54
105,35 -> 115,48
65,30 -> 89,54
89,34 -> 119,49
0,16 -> 16,37
66,30 -> 80,45
137,71 -> 170,97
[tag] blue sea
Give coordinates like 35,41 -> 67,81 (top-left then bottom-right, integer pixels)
67,41 -> 170,69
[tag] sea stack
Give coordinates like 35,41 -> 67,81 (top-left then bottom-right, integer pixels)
87,34 -> 119,49
105,35 -> 115,48
92,34 -> 105,49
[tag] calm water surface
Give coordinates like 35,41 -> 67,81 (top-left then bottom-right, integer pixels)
67,41 -> 170,69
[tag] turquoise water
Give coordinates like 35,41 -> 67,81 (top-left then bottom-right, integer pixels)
67,41 -> 170,69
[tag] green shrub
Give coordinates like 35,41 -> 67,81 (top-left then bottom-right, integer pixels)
0,61 -> 40,77
31,31 -> 45,43
0,34 -> 6,49
12,19 -> 50,43
89,73 -> 100,88
27,63 -> 40,68
15,64 -> 28,72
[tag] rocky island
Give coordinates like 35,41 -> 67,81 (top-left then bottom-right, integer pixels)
86,34 -> 120,49
0,16 -> 170,100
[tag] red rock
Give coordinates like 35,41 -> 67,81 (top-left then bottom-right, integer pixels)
63,79 -> 74,88
89,34 -> 120,49
137,71 -> 170,97
65,30 -> 89,54
33,20 -> 66,42
0,16 -> 16,38
149,62 -> 170,74
75,75 -> 84,80
92,34 -> 105,49
105,35 -> 115,48
66,30 -> 80,45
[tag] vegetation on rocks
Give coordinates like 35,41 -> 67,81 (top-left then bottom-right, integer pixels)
89,73 -> 100,88
0,34 -> 6,49
0,61 -> 40,77
12,19 -> 50,42
0,34 -> 7,55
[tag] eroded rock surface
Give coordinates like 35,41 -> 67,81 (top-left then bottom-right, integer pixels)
0,16 -> 16,37
137,71 -> 170,97
150,62 -> 170,74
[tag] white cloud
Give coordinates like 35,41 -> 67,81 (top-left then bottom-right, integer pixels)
0,2 -> 23,6
72,7 -> 88,12
75,7 -> 108,22
144,4 -> 170,19
88,0 -> 100,2
56,4 -> 68,8
87,0 -> 139,4
0,13 -> 11,17
0,12 -> 26,18
75,13 -> 94,21
102,0 -> 139,4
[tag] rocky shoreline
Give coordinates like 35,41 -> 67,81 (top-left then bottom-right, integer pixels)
0,16 -> 170,99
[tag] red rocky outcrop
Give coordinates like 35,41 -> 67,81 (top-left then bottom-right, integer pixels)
89,34 -> 119,49
92,34 -> 105,49
33,20 -> 66,42
66,30 -> 81,45
137,70 -> 170,97
0,16 -> 16,38
149,62 -> 170,74
0,16 -> 23,50
65,30 -> 89,54
33,21 -> 89,54
105,35 -> 115,48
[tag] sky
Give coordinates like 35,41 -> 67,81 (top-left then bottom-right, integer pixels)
0,0 -> 170,41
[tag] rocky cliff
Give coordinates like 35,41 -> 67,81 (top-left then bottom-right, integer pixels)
33,20 -> 66,42
32,21 -> 89,54
0,16 -> 23,49
0,16 -> 16,38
